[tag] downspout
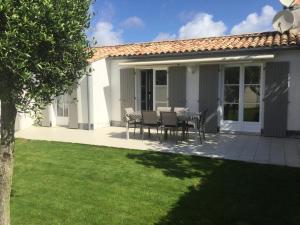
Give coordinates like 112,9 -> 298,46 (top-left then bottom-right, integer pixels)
87,74 -> 91,130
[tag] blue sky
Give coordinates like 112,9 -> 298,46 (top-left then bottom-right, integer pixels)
89,0 -> 283,46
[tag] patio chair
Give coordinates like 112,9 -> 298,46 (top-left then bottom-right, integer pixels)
192,109 -> 208,144
160,112 -> 183,143
156,107 -> 171,116
184,109 -> 207,144
174,107 -> 189,114
174,107 -> 189,137
200,109 -> 208,140
141,111 -> 159,140
125,107 -> 141,136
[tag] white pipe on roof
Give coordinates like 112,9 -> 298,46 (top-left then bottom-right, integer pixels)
119,54 -> 275,66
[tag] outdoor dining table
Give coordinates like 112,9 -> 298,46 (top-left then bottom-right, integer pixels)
125,111 -> 201,140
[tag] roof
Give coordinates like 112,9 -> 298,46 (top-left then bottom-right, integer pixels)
89,31 -> 300,63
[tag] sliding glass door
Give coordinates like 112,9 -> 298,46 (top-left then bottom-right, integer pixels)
221,65 -> 262,133
140,70 -> 153,111
56,94 -> 70,126
139,69 -> 169,111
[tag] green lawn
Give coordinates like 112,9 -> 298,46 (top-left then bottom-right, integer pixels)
12,139 -> 300,225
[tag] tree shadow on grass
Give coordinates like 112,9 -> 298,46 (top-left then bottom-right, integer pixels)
127,151 -> 300,225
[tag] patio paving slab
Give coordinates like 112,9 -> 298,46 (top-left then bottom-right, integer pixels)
16,126 -> 300,168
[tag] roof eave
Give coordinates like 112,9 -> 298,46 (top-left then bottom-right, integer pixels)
104,46 -> 300,61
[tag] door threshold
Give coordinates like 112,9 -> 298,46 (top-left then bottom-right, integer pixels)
220,130 -> 261,136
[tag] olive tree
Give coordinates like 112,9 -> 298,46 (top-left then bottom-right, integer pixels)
0,1 -> 93,224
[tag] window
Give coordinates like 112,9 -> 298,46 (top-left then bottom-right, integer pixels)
224,67 -> 240,121
155,70 -> 168,109
243,66 -> 261,122
156,70 -> 167,85
56,95 -> 69,117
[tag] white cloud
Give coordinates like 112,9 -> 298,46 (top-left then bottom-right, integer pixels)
178,11 -> 197,22
121,16 -> 145,29
93,21 -> 123,46
99,1 -> 115,22
153,13 -> 227,41
178,13 -> 227,39
231,5 -> 276,34
153,32 -> 176,41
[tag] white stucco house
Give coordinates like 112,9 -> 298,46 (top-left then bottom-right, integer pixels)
16,31 -> 300,138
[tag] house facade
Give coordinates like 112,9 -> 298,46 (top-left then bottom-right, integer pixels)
18,31 -> 300,137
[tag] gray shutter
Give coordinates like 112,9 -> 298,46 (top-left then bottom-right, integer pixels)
41,105 -> 52,127
263,62 -> 289,137
69,90 -> 79,129
199,65 -> 219,133
168,66 -> 186,108
120,68 -> 135,122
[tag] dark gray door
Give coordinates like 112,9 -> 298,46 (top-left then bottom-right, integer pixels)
264,62 -> 289,137
199,65 -> 219,133
168,66 -> 186,108
120,68 -> 135,122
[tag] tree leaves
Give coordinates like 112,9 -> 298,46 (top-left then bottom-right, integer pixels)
0,0 -> 94,113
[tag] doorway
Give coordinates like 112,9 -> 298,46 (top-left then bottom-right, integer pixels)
141,70 -> 153,111
221,65 -> 263,133
55,94 -> 70,126
140,69 -> 169,111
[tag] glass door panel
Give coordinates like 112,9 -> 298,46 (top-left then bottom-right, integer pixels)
141,70 -> 153,111
56,95 -> 69,117
56,94 -> 70,126
243,66 -> 261,122
223,67 -> 240,121
155,70 -> 168,110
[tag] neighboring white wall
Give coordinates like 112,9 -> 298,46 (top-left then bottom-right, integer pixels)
77,76 -> 89,126
89,59 -> 111,129
186,65 -> 199,112
40,104 -> 55,127
109,59 -> 126,123
275,50 -> 300,131
15,113 -> 34,131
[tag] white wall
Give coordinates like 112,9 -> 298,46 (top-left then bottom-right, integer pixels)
109,59 -> 127,123
108,61 -> 201,122
275,50 -> 300,131
40,104 -> 56,127
0,101 -> 33,131
105,50 -> 300,132
15,113 -> 34,131
89,59 -> 111,129
77,76 -> 89,126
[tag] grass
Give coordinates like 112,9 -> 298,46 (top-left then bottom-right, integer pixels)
12,139 -> 300,225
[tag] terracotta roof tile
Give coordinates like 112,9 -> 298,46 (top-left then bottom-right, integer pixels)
89,31 -> 300,63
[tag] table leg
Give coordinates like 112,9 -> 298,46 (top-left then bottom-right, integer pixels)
164,129 -> 168,140
126,122 -> 129,140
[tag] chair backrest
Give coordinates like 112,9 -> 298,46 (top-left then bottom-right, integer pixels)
125,107 -> 134,114
142,111 -> 158,125
161,112 -> 178,127
157,107 -> 171,116
174,107 -> 189,114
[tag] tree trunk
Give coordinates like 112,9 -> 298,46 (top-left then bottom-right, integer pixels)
0,101 -> 17,225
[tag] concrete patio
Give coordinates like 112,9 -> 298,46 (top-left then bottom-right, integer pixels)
16,126 -> 300,168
